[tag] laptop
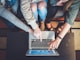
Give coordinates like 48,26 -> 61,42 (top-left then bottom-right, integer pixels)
26,31 -> 59,56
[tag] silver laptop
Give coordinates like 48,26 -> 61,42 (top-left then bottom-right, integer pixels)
26,31 -> 59,56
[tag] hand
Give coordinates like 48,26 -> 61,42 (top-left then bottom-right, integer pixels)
28,29 -> 34,33
33,27 -> 42,42
56,1 -> 64,6
48,39 -> 61,50
56,0 -> 68,6
61,0 -> 69,3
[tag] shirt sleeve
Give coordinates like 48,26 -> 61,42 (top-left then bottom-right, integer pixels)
65,1 -> 79,26
20,0 -> 38,29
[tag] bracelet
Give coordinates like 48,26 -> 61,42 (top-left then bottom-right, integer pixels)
57,35 -> 62,39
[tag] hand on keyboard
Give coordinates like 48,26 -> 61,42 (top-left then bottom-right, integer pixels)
48,39 -> 61,50
33,27 -> 42,42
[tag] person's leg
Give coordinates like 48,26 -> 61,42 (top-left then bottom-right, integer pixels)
38,1 -> 47,22
0,6 -> 30,32
12,0 -> 19,14
46,6 -> 58,30
38,1 -> 47,30
45,0 -> 59,30
45,0 -> 48,3
31,3 -> 38,22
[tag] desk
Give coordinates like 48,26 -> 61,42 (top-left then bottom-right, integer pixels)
7,32 -> 76,60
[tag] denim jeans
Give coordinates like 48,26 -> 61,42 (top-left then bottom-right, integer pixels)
32,0 -> 48,22
46,0 -> 59,23
65,0 -> 80,25
50,0 -> 58,6
5,0 -> 19,29
11,0 -> 19,13
0,6 -> 30,32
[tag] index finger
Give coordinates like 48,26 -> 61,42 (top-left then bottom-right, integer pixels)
39,32 -> 42,42
48,44 -> 53,50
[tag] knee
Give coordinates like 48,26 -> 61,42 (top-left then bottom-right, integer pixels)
38,1 -> 47,9
31,3 -> 37,12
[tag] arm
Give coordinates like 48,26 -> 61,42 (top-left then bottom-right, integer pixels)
48,23 -> 71,50
20,0 -> 42,40
56,0 -> 69,6
20,0 -> 38,30
48,1 -> 79,50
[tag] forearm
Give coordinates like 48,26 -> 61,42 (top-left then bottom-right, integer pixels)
57,23 -> 71,40
20,0 -> 38,30
0,6 -> 31,32
57,3 -> 79,41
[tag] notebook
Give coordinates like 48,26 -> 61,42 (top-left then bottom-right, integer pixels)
26,31 -> 59,56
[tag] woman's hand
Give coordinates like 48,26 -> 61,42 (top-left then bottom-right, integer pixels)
48,38 -> 62,50
56,0 -> 68,6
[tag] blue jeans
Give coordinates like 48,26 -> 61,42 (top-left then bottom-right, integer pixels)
65,0 -> 80,25
32,0 -> 48,22
50,0 -> 58,6
11,0 -> 19,13
46,0 -> 58,23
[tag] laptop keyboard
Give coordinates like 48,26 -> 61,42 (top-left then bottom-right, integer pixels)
31,39 -> 51,48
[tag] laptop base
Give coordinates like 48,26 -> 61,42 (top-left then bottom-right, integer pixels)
26,49 -> 59,56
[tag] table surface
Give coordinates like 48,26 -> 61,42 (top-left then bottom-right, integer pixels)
7,32 -> 76,60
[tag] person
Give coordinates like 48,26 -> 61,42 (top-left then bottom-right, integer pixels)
20,0 -> 42,40
46,0 -> 71,30
47,0 -> 76,50
0,0 -> 42,40
30,0 -> 48,30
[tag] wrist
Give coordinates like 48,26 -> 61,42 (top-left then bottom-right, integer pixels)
28,20 -> 38,30
28,29 -> 33,33
56,35 -> 63,41
57,35 -> 62,40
